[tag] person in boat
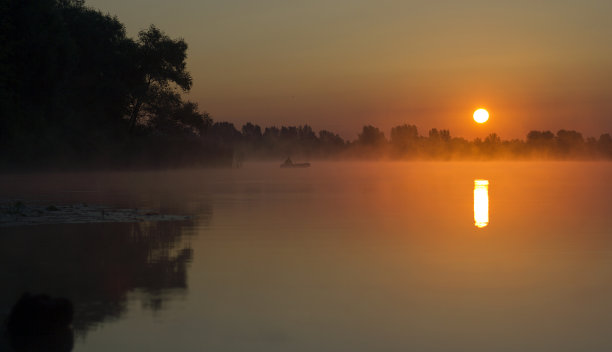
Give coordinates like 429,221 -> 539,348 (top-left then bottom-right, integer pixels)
282,157 -> 293,166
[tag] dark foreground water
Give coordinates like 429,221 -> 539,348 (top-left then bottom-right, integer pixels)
1,162 -> 611,351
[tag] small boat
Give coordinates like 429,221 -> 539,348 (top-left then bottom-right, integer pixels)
280,158 -> 310,168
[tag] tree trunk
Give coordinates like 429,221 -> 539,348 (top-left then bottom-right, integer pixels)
128,100 -> 142,133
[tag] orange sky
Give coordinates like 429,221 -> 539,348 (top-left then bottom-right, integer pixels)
89,0 -> 612,140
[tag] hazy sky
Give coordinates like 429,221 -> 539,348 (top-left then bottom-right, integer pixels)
89,0 -> 612,139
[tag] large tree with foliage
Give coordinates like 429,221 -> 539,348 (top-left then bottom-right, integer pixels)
0,0 -> 214,168
126,25 -> 204,134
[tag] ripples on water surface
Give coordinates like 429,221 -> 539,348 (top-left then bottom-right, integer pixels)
1,162 -> 611,351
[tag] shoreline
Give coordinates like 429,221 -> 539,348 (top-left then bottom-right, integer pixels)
0,200 -> 190,228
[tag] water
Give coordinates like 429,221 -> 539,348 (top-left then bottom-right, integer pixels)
1,162 -> 611,351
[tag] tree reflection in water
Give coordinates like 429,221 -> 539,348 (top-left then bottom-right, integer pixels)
0,218 -> 204,345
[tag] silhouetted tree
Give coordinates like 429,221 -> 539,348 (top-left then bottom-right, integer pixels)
424,128 -> 451,158
241,122 -> 262,142
298,125 -> 316,141
428,128 -> 450,142
297,125 -> 317,155
126,25 -> 192,133
0,0 -> 221,169
319,130 -> 345,154
480,133 -> 502,157
526,130 -> 555,157
358,125 -> 386,146
527,130 -> 555,144
390,124 -> 419,156
146,99 -> 211,136
486,133 -> 501,144
206,122 -> 242,147
280,126 -> 299,141
598,133 -> 612,157
262,126 -> 280,139
556,129 -> 584,157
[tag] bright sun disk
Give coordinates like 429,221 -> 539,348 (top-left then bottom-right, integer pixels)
473,109 -> 489,123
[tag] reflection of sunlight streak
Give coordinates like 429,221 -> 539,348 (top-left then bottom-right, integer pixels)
474,179 -> 489,228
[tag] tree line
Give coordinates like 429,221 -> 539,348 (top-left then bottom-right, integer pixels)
1,0 -> 610,170
204,122 -> 612,160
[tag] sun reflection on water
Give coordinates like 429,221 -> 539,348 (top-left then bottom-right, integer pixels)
474,179 -> 489,228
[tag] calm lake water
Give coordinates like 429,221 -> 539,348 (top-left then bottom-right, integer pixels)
1,162 -> 611,351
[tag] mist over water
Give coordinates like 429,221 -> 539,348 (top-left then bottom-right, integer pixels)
1,162 -> 611,351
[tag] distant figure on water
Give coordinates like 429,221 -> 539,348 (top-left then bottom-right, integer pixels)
5,293 -> 74,352
280,157 -> 310,168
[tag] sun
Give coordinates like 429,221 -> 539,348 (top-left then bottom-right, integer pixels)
473,109 -> 489,124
